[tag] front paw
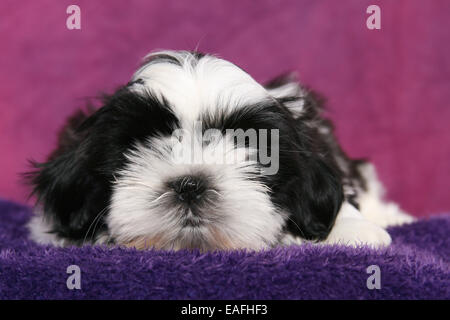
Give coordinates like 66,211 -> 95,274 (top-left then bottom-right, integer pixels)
325,218 -> 392,248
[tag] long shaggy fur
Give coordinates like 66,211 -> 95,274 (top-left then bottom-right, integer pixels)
27,50 -> 414,250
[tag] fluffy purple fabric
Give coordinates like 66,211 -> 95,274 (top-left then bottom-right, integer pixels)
0,199 -> 448,299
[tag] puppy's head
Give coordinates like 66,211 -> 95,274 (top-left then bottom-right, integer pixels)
29,50 -> 343,250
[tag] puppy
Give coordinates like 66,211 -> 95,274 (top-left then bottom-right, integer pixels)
27,50 -> 414,250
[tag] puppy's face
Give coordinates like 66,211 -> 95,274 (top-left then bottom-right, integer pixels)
30,51 -> 343,250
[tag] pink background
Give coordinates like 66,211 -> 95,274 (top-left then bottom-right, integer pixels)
1,0 -> 449,217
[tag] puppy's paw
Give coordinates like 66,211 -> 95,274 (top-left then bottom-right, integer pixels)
325,218 -> 392,248
381,206 -> 416,227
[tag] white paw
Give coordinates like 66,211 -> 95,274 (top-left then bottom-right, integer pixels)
325,218 -> 392,248
382,207 -> 416,227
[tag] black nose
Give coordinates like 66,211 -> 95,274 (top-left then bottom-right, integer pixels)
170,176 -> 206,204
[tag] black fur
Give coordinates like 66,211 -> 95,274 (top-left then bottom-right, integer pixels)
28,87 -> 180,242
201,99 -> 343,240
266,75 -> 369,239
28,52 -> 368,245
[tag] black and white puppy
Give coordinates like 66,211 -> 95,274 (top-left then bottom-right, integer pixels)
28,50 -> 413,250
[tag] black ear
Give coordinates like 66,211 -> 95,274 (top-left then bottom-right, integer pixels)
47,108 -> 94,160
27,109 -> 109,242
266,73 -> 343,240
280,157 -> 343,241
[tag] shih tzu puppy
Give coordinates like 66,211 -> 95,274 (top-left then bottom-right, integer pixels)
27,50 -> 414,250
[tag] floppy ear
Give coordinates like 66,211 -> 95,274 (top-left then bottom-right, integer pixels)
266,74 -> 343,240
280,157 -> 343,241
47,108 -> 94,160
27,109 -> 109,242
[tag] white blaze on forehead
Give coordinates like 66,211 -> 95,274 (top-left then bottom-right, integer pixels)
131,51 -> 270,124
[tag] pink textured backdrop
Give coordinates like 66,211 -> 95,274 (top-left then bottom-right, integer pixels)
1,0 -> 449,216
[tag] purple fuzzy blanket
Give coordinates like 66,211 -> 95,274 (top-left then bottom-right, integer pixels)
0,199 -> 448,299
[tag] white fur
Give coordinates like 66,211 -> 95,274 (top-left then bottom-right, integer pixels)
324,202 -> 392,247
324,164 -> 414,248
107,132 -> 285,250
29,50 -> 415,250
105,51 -> 286,249
132,51 -> 271,126
27,213 -> 65,246
357,163 -> 415,228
